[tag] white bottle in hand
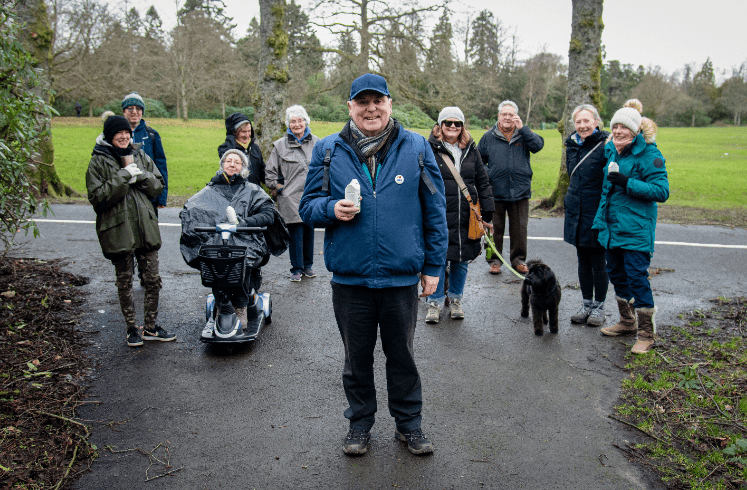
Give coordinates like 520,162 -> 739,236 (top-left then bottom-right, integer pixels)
345,179 -> 361,214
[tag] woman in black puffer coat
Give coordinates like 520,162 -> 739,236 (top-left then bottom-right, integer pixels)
563,104 -> 610,327
217,112 -> 266,187
424,107 -> 494,324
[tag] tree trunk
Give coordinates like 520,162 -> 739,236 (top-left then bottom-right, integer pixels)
16,0 -> 81,198
180,69 -> 189,120
358,0 -> 370,75
256,0 -> 289,157
538,0 -> 603,212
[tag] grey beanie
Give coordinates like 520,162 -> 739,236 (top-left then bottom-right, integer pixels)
438,106 -> 465,125
122,92 -> 145,112
610,99 -> 643,135
219,149 -> 250,179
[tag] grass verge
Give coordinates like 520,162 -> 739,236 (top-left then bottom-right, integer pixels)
613,297 -> 747,489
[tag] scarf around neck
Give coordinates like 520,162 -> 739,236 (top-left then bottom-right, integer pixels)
613,133 -> 634,154
349,117 -> 395,179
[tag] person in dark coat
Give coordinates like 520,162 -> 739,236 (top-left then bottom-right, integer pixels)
218,112 -> 266,187
477,100 -> 544,275
122,92 -> 168,214
424,107 -> 493,324
86,115 -> 175,347
563,104 -> 610,327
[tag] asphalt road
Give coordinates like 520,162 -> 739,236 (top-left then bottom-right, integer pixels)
15,204 -> 747,489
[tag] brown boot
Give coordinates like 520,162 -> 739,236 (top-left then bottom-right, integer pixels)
600,296 -> 637,336
631,307 -> 656,354
235,306 -> 248,328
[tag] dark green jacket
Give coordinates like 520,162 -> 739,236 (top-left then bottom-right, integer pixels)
86,135 -> 164,259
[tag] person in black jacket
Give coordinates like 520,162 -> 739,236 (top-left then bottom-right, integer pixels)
217,112 -> 266,187
425,107 -> 494,323
477,100 -> 544,275
563,104 -> 610,327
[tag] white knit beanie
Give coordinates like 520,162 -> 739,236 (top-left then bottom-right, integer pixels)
219,149 -> 250,179
610,99 -> 643,135
438,106 -> 465,125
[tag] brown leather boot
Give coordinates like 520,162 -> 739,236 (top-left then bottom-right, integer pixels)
631,307 -> 656,354
600,296 -> 637,336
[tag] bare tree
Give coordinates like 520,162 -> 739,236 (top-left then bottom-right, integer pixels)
720,62 -> 747,126
309,0 -> 442,76
521,50 -> 564,126
631,67 -> 678,121
539,0 -> 603,211
255,0 -> 289,156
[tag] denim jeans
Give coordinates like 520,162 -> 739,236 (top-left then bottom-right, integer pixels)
287,223 -> 314,274
605,248 -> 654,308
331,282 -> 422,432
427,260 -> 469,302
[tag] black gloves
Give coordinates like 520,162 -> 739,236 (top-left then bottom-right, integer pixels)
607,172 -> 629,189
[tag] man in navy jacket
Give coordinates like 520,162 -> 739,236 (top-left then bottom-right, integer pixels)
122,92 -> 168,214
299,73 -> 447,457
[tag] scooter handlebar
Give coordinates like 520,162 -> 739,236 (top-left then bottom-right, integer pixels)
194,226 -> 266,233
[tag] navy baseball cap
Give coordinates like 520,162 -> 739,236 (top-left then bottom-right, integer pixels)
349,73 -> 390,100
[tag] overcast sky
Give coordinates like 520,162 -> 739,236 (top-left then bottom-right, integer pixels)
116,0 -> 747,79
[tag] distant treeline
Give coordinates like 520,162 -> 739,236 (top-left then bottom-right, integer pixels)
48,0 -> 747,127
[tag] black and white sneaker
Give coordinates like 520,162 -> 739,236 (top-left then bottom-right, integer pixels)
127,326 -> 143,347
142,325 -> 176,342
395,428 -> 434,455
343,428 -> 371,456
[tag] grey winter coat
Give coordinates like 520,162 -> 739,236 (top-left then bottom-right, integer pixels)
265,131 -> 320,224
477,125 -> 544,202
86,135 -> 164,259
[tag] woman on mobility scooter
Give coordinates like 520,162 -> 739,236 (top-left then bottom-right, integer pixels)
180,149 -> 286,342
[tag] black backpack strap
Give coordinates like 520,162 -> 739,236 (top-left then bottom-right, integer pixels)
419,151 -> 437,195
321,148 -> 332,194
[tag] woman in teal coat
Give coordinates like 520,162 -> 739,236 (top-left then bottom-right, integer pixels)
592,100 -> 669,354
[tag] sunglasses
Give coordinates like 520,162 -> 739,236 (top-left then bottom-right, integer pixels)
442,120 -> 463,128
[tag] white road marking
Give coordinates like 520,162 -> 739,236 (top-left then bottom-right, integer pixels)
31,219 -> 747,249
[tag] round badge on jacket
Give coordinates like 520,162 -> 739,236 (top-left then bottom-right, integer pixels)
395,175 -> 404,184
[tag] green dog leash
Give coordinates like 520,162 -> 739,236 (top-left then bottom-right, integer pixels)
483,230 -> 526,280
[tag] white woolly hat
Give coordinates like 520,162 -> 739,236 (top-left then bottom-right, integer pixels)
438,106 -> 465,125
219,149 -> 250,179
610,99 -> 643,135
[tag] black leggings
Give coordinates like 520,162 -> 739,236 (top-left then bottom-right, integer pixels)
576,246 -> 608,303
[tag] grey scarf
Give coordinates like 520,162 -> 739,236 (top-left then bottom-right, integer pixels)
349,117 -> 395,179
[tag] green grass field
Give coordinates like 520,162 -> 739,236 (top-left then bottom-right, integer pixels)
52,118 -> 747,210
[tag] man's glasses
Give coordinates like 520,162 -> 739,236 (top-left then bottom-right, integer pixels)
442,121 -> 463,128
124,106 -> 142,113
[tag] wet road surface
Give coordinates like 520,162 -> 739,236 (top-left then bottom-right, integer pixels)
17,204 -> 746,489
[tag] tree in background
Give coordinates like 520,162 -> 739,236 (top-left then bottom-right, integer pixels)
521,51 -> 565,127
309,0 -> 441,76
631,67 -> 678,121
539,0 -> 603,211
465,10 -> 507,120
0,3 -> 56,251
255,0 -> 289,155
721,62 -> 747,126
419,9 -> 457,118
13,0 -> 79,199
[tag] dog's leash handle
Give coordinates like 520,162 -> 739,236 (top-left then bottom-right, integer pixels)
483,232 -> 526,280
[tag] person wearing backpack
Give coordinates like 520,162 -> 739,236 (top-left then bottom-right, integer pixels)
122,92 -> 168,215
299,74 -> 447,457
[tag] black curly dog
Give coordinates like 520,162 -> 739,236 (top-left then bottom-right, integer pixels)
520,259 -> 562,336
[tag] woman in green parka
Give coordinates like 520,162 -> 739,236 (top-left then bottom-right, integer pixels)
86,115 -> 176,347
592,100 -> 669,354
